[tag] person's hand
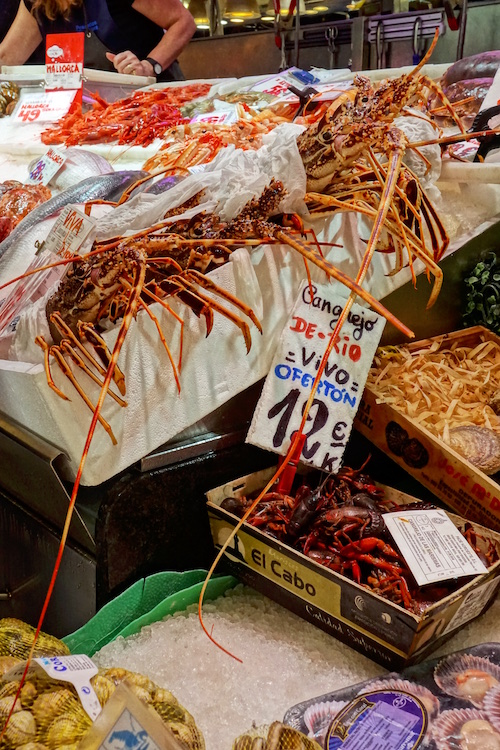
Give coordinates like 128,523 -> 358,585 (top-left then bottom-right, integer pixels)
105,51 -> 155,77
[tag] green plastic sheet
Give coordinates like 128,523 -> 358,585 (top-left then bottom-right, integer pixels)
63,570 -> 237,657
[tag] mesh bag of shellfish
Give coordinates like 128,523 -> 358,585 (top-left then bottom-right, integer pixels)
0,618 -> 70,663
284,643 -> 500,749
233,721 -> 322,750
0,661 -> 205,750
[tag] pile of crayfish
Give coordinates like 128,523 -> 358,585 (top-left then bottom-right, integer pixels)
221,466 -> 500,614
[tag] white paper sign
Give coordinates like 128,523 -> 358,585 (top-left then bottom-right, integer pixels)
12,89 -> 76,123
5,654 -> 101,720
247,281 -> 385,472
383,509 -> 488,587
45,61 -> 83,90
43,204 -> 97,259
27,147 -> 66,185
479,67 -> 500,113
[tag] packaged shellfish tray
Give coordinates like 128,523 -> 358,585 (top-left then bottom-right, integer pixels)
207,466 -> 500,669
354,325 -> 500,532
284,642 -> 500,749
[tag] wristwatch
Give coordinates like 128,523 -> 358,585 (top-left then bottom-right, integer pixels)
145,57 -> 163,77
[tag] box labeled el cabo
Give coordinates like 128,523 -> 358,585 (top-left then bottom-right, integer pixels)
206,466 -> 500,668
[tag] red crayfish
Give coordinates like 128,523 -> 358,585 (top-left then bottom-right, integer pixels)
221,465 -> 500,614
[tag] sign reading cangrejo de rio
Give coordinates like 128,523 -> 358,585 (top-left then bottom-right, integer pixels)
247,281 -> 385,472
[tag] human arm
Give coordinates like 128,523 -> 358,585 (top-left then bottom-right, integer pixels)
105,0 -> 196,77
0,1 -> 42,66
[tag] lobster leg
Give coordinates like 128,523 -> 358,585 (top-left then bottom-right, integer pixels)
170,274 -> 253,353
4,261 -> 149,725
60,341 -> 128,407
47,344 -> 118,445
185,269 -> 263,333
35,335 -> 70,401
273,228 -> 414,337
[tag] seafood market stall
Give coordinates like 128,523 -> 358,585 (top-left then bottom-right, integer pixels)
1,35 -> 500,750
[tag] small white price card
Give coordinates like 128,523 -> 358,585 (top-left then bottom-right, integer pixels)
247,281 -> 385,472
43,204 -> 96,259
12,89 -> 76,124
5,654 -> 101,721
383,509 -> 488,587
27,146 -> 66,185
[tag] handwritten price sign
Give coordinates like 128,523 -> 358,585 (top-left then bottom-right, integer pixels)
247,281 -> 385,472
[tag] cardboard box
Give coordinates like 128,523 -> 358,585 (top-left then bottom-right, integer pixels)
354,326 -> 500,531
206,467 -> 500,669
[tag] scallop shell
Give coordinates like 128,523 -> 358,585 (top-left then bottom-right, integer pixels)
359,678 -> 440,718
432,708 -> 500,750
482,684 -> 500,733
449,426 -> 500,475
434,654 -> 500,706
303,700 -> 347,741
489,390 -> 500,416
2,709 -> 37,747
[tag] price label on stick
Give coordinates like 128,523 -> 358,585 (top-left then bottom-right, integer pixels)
43,204 -> 97,259
247,281 -> 385,473
27,146 -> 66,185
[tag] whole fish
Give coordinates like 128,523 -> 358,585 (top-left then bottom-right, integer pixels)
0,170 -> 149,261
143,173 -> 187,195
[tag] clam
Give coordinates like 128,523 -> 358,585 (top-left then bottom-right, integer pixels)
89,674 -> 115,706
127,684 -> 151,704
0,694 -> 22,717
0,680 -> 19,698
448,426 -> 500,475
20,681 -> 38,708
2,710 -> 37,746
31,688 -> 78,725
0,656 -> 21,677
153,687 -> 179,706
44,714 -> 91,750
152,701 -> 187,724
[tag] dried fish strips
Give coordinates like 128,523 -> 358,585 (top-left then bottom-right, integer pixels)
367,335 -> 500,465
40,83 -> 213,147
